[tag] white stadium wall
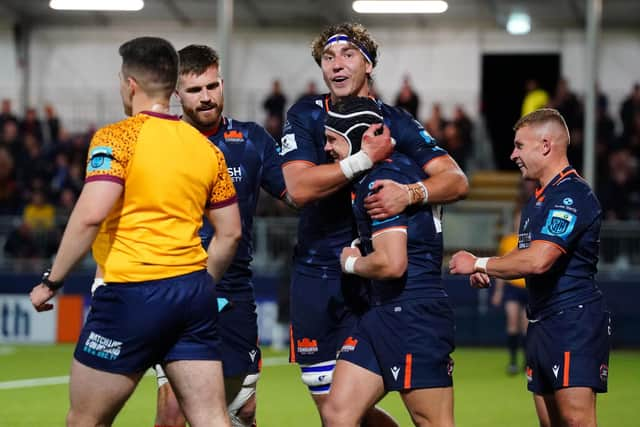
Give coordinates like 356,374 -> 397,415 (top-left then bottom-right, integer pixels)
0,23 -> 637,132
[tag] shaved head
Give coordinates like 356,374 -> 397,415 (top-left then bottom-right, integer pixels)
514,108 -> 570,148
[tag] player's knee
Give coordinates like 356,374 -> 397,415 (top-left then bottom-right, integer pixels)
228,373 -> 259,427
561,412 -> 593,427
321,397 -> 354,427
300,361 -> 335,395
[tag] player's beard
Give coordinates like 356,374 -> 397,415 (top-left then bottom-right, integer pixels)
188,102 -> 223,131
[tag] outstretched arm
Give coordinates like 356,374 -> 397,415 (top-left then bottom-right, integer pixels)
449,240 -> 563,280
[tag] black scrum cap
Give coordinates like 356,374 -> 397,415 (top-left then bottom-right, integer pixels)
325,97 -> 383,155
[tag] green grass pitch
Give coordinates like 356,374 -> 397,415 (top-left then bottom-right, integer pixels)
1,344 -> 638,426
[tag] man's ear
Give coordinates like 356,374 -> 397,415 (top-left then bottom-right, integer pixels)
127,76 -> 138,97
541,138 -> 552,155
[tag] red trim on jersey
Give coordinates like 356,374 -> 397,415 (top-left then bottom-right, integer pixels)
141,111 -> 180,121
531,239 -> 567,254
85,175 -> 124,185
208,194 -> 238,210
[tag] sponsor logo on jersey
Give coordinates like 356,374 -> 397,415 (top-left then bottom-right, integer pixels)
223,130 -> 244,143
563,197 -> 574,206
279,133 -> 298,156
297,337 -> 318,355
340,336 -> 358,353
518,232 -> 532,249
227,166 -> 243,183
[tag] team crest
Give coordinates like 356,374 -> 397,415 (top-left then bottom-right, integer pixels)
541,209 -> 576,240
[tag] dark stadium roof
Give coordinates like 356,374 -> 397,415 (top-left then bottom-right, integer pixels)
1,0 -> 639,30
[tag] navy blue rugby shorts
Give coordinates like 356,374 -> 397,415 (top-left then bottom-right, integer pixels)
74,269 -> 220,374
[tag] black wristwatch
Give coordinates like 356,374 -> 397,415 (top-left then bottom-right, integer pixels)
42,269 -> 64,291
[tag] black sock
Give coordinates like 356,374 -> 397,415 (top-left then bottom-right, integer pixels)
507,334 -> 519,365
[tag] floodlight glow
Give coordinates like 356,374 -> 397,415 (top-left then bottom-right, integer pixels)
49,0 -> 144,11
353,1 -> 448,14
506,12 -> 531,35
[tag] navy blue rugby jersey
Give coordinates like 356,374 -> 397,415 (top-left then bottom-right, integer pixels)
519,166 -> 603,318
352,152 -> 447,304
279,94 -> 447,275
199,117 -> 286,298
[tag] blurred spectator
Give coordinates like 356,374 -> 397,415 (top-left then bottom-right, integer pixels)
50,152 -> 72,197
599,149 -> 640,220
0,98 -> 18,129
521,79 -> 549,117
297,81 -> 318,102
263,79 -> 287,138
441,122 -> 468,171
66,160 -> 86,195
4,222 -> 40,259
595,94 -> 616,185
20,107 -> 43,143
424,103 -> 448,142
23,189 -> 56,231
0,147 -> 21,215
620,83 -> 640,138
57,187 -> 78,222
453,104 -> 474,153
394,74 -> 420,119
1,120 -> 22,160
549,77 -> 582,131
16,133 -> 52,185
44,103 -> 61,144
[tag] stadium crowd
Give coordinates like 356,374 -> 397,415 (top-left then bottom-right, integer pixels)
1,80 -> 639,260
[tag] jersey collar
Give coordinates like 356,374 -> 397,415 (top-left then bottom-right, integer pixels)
535,165 -> 576,199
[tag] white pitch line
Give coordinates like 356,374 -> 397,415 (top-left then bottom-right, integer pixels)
0,356 -> 291,390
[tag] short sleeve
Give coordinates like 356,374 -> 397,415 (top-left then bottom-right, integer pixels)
208,146 -> 238,209
532,191 -> 599,251
254,125 -> 286,198
279,100 -> 322,165
85,120 -> 140,184
388,107 -> 448,169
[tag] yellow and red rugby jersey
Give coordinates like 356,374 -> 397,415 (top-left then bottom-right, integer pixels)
498,233 -> 526,288
86,111 -> 237,283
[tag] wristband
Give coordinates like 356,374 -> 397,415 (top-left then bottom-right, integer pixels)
406,182 -> 429,205
339,151 -> 373,180
474,257 -> 490,274
344,256 -> 359,274
417,181 -> 429,205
